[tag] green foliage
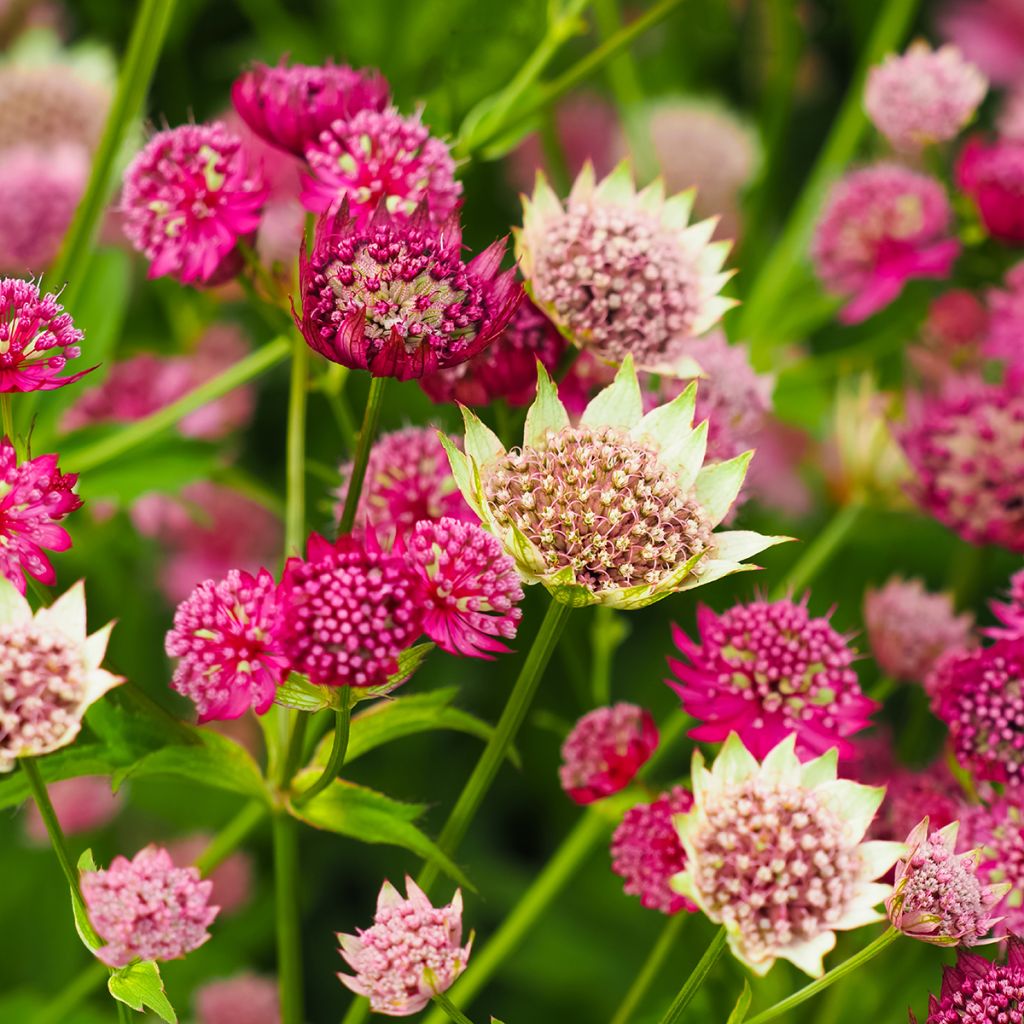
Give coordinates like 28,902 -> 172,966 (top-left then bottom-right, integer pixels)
108,961 -> 177,1023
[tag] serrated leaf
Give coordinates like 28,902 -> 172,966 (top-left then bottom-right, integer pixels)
108,961 -> 177,1023
274,672 -> 342,713
0,745 -> 123,812
694,451 -> 753,527
354,642 -> 436,702
71,849 -> 101,953
461,407 -> 505,469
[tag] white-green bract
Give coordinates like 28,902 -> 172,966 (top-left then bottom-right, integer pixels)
439,356 -> 789,609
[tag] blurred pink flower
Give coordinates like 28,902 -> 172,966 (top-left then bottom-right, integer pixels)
959,797 -> 1024,935
910,290 -> 989,385
957,136 -> 1024,243
939,0 -> 1024,86
23,776 -> 122,843
985,263 -> 1024,365
196,973 -> 280,1024
988,568 -> 1024,640
743,419 -> 813,517
167,835 -> 253,916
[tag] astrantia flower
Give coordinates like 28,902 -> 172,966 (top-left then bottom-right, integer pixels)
297,202 -> 520,381
167,835 -> 252,916
812,163 -> 959,324
865,42 -> 986,151
23,776 -> 122,843
672,733 -> 903,977
0,277 -> 86,392
667,596 -> 876,760
0,438 -> 81,592
400,517 -> 522,659
560,703 -> 658,804
989,569 -> 1024,640
196,973 -> 280,1024
610,786 -> 695,915
940,0 -> 1024,85
121,122 -> 268,285
911,290 -> 989,385
957,137 -> 1024,243
338,877 -> 471,1016
516,161 -> 736,371
165,568 -> 287,723
960,798 -> 1024,935
0,580 -> 121,772
301,107 -> 461,224
863,577 -> 974,683
985,262 -> 1024,366
442,357 -> 786,609
871,760 -> 962,843
280,533 -> 423,687
81,845 -> 218,968
232,59 -> 388,157
917,936 -> 1024,1023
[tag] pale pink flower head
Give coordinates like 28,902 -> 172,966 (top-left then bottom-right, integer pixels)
560,703 -> 658,805
165,568 -> 287,723
911,290 -> 989,384
811,163 -> 959,324
1000,85 -> 1024,142
985,262 -> 1024,366
0,438 -> 81,593
0,277 -> 86,392
301,107 -> 460,224
232,59 -> 388,158
939,0 -> 1024,86
121,122 -> 268,285
297,202 -> 520,380
957,136 -> 1024,243
177,325 -> 257,438
81,844 -> 219,968
166,835 -> 253,916
919,938 -> 1024,1024
863,577 -> 975,683
400,517 -> 523,659
667,596 -> 877,760
865,42 -> 986,151
338,877 -> 471,1016
280,533 -> 423,687
196,973 -> 280,1024
610,785 -> 695,915
959,797 -> 1024,936
23,775 -> 122,843
989,569 -> 1024,640
887,817 -> 1007,945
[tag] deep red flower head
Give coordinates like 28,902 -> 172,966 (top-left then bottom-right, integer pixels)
918,936 -> 1024,1023
957,136 -> 1024,243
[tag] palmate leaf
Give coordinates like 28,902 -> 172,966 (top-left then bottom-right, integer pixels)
108,961 -> 177,1023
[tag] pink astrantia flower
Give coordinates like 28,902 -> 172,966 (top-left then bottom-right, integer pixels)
81,845 -> 219,968
911,290 -> 989,385
863,577 -> 975,683
0,438 -> 81,593
988,569 -> 1024,640
165,568 -> 287,723
959,798 -> 1024,936
400,517 -> 523,659
812,163 -> 960,324
560,703 -> 658,804
957,136 -> 1024,243
167,835 -> 252,916
232,59 -> 388,158
280,533 -> 423,687
610,785 -> 695,915
985,262 -> 1024,366
338,877 -> 471,1016
297,202 -> 520,381
865,42 -> 986,151
916,936 -> 1024,1023
887,817 -> 1007,945
873,761 -> 962,843
196,973 -> 280,1024
0,277 -> 86,392
940,0 -> 1024,85
121,122 -> 268,285
301,107 -> 461,224
23,775 -> 122,843
666,597 -> 878,760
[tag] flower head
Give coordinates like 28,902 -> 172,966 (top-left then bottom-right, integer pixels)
959,797 -> 1024,936
516,161 -> 736,371
442,357 -> 786,609
302,107 -> 460,224
165,568 -> 287,723
918,936 -> 1024,1023
939,0 -> 1024,85
338,877 -> 471,1016
672,733 -> 903,977
812,163 -> 959,324
81,845 -> 218,968
167,835 -> 252,916
610,785 -> 695,914
957,137 -> 1024,243
297,202 -> 520,380
23,775 -> 122,843
121,122 -> 268,285
985,262 -> 1024,367
668,596 -> 876,760
232,59 -> 388,157
560,703 -> 658,804
911,290 -> 989,385
196,973 -> 280,1024
988,569 -> 1024,640
870,759 -> 962,843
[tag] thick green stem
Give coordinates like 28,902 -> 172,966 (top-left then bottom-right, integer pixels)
338,376 -> 388,535
195,801 -> 266,875
117,1001 -> 131,1024
26,961 -> 108,1024
285,335 -> 310,554
656,926 -> 727,1024
272,812 -> 304,1024
294,696 -> 353,806
610,914 -> 687,1024
430,991 -> 478,1024
769,503 -> 862,601
744,928 -> 900,1024
590,605 -> 627,706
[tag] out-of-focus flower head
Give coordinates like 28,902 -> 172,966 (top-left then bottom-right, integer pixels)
988,568 -> 1024,640
939,0 -> 1024,86
867,756 -> 962,843
166,835 -> 253,917
916,935 -> 1024,1023
23,775 -> 122,843
745,419 -> 814,517
910,290 -> 989,385
957,136 -> 1024,243
985,262 -> 1024,366
196,973 -> 280,1024
959,797 -> 1024,936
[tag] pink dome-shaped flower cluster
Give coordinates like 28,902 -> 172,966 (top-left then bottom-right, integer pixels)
919,937 -> 1024,1024
957,136 -> 1024,243
985,263 -> 1024,366
989,569 -> 1024,640
812,163 -> 959,324
667,597 -> 877,760
23,776 -> 122,843
121,122 -> 268,285
338,877 -> 471,1016
81,845 -> 219,967
959,797 -> 1024,936
196,973 -> 280,1024
610,786 -> 695,914
560,703 -> 658,804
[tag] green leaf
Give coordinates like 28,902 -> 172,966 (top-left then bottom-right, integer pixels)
694,451 -> 753,527
85,691 -> 195,762
726,981 -> 752,1024
580,354 -> 642,429
461,406 -> 505,469
71,849 -> 101,953
108,961 -> 177,1023
355,642 -> 437,702
274,672 -> 342,713
0,745 -> 123,812
524,362 -> 570,448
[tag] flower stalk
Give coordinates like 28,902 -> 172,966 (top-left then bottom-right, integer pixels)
293,693 -> 354,806
431,990 -> 478,1024
609,914 -> 687,1024
338,375 -> 388,535
769,503 -> 863,600
656,926 -> 727,1024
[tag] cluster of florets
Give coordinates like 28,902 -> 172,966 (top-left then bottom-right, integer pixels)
959,797 -> 1024,936
918,937 -> 1024,1024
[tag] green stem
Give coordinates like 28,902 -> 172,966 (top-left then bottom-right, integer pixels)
338,376 -> 388,535
610,914 -> 687,1024
1,394 -> 13,443
195,801 -> 266,875
656,926 -> 727,1024
872,676 -> 897,703
769,503 -> 862,601
590,605 -> 627,706
279,712 -> 310,789
285,335 -> 310,554
417,597 -> 573,893
322,362 -> 358,452
26,961 -> 108,1024
430,991 -> 478,1024
293,696 -> 353,806
272,812 -> 304,1024
117,1001 -> 131,1024
744,928 -> 900,1024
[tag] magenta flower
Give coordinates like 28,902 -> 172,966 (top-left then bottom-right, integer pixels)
196,973 -> 280,1024
121,122 -> 268,285
916,936 -> 1024,1024
960,798 -> 1024,936
81,845 -> 218,967
165,568 -> 288,723
297,202 -> 519,381
667,597 -> 877,760
0,277 -> 86,392
985,262 -> 1024,366
812,163 -> 959,324
338,877 -> 471,1016
871,760 -> 962,843
560,703 -> 658,805
988,569 -> 1024,640
301,107 -> 460,224
957,136 -> 1024,243
231,59 -> 388,158
400,517 -> 523,659
610,786 -> 695,915
23,776 -> 122,843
